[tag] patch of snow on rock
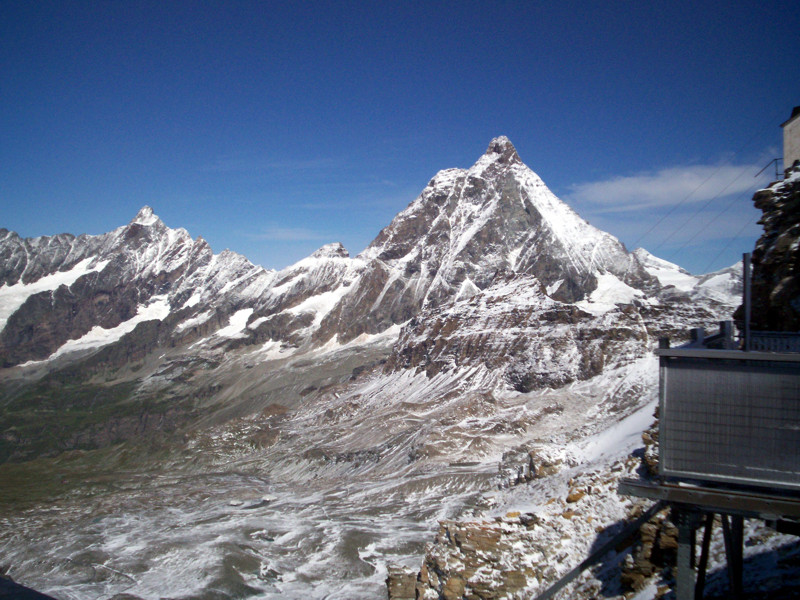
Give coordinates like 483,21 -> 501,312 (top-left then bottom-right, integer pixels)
175,310 -> 213,333
577,272 -> 644,315
0,257 -> 110,333
248,316 -> 269,330
455,277 -> 480,301
35,295 -> 171,362
287,285 -> 351,328
215,308 -> 254,338
181,290 -> 204,309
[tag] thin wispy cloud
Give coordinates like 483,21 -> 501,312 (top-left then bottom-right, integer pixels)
589,207 -> 761,249
566,163 -> 771,212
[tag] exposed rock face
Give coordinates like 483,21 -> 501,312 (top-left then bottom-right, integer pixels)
386,565 -> 417,600
386,274 -> 649,391
744,165 -> 800,331
416,519 -> 538,599
384,265 -> 737,397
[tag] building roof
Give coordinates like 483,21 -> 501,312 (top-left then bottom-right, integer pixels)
781,105 -> 800,128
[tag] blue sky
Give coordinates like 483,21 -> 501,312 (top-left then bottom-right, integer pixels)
2,1 -> 798,274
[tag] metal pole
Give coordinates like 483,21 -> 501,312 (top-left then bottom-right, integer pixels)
695,513 -> 714,599
722,515 -> 744,599
732,516 -> 744,598
743,253 -> 751,351
674,508 -> 701,600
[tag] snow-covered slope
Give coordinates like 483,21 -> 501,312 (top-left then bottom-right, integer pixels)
634,247 -> 742,307
633,248 -> 698,292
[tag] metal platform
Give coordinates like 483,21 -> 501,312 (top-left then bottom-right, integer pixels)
619,322 -> 800,599
655,343 -> 800,493
620,478 -> 800,600
619,479 -> 800,520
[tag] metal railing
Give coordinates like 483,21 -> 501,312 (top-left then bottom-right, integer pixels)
748,330 -> 800,353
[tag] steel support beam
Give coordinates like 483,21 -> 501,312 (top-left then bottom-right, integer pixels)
721,515 -> 744,599
673,507 -> 703,600
695,513 -> 714,600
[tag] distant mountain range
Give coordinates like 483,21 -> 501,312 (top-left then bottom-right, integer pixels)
0,137 -> 744,599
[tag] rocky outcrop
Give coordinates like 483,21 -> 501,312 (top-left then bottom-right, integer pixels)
415,519 -> 540,600
401,448 -> 654,600
389,417 -> 678,600
742,165 -> 800,331
619,510 -> 677,596
386,274 -> 651,391
386,565 -> 417,600
384,268 -> 732,397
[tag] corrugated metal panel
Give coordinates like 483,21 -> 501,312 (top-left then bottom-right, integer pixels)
660,354 -> 800,491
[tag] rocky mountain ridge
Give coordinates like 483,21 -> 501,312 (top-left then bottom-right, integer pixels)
1,139 -> 742,466
1,138 -> 735,370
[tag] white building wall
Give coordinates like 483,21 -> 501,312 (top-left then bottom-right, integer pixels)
784,115 -> 800,169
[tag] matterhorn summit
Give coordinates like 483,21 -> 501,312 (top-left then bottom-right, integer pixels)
469,135 -> 522,173
361,135 -> 654,308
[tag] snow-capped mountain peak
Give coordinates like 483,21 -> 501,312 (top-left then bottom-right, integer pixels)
311,242 -> 350,259
486,134 -> 518,156
361,136 -> 653,306
467,135 -> 522,176
131,205 -> 160,227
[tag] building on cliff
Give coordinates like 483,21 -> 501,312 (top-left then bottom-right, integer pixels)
616,109 -> 800,600
619,324 -> 800,600
782,106 -> 800,172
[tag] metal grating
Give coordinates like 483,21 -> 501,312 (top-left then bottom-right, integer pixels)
660,353 -> 800,491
